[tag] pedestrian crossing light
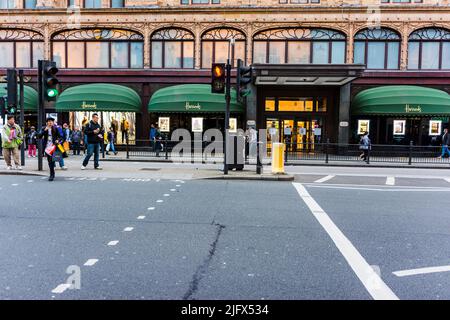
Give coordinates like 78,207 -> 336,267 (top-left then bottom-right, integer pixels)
236,59 -> 252,103
211,63 -> 226,94
43,61 -> 59,101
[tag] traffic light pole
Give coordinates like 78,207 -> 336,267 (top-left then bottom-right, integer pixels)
19,70 -> 25,166
37,60 -> 44,171
224,59 -> 231,175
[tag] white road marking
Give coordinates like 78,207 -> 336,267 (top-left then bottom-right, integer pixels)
137,215 -> 146,220
123,227 -> 134,232
107,240 -> 119,246
163,194 -> 170,197
66,177 -> 75,181
386,177 -> 395,186
156,179 -> 160,182
156,200 -> 163,203
41,177 -> 46,180
314,175 -> 335,183
176,185 -> 181,187
77,177 -> 86,181
292,183 -> 399,300
307,185 -> 450,192
100,178 -> 107,181
11,184 -> 18,186
393,265 -> 450,277
170,189 -> 176,191
84,259 -> 99,266
87,177 -> 97,181
27,180 -> 33,183
51,284 -> 71,294
148,207 -> 155,210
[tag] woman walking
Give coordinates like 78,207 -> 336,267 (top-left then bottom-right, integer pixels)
38,117 -> 64,181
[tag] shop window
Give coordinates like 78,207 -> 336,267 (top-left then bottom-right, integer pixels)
408,27 -> 450,70
52,28 -> 144,69
151,28 -> 194,69
316,97 -> 327,112
353,28 -> 401,70
24,0 -> 37,9
265,98 -> 276,111
253,28 -> 346,64
201,28 -> 246,68
278,98 -> 314,112
0,29 -> 44,68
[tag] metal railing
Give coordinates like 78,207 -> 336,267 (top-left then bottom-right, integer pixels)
124,139 -> 450,166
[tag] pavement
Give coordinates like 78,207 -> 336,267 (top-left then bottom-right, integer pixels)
2,157 -> 450,299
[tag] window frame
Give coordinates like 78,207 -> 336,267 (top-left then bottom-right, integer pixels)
0,29 -> 44,68
150,28 -> 195,69
408,27 -> 450,70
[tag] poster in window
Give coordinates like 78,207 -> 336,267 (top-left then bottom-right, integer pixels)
429,120 -> 442,136
357,120 -> 370,135
393,120 -> 406,136
158,117 -> 170,133
229,118 -> 237,133
191,117 -> 203,133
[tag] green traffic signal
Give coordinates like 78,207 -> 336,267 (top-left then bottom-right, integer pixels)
47,88 -> 59,98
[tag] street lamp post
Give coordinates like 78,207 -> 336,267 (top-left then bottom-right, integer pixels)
224,38 -> 235,175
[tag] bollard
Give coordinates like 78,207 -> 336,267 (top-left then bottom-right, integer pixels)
271,142 -> 285,174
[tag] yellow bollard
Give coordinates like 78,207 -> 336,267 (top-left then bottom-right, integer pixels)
271,142 -> 285,174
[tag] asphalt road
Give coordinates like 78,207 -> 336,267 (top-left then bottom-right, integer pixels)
1,172 -> 450,300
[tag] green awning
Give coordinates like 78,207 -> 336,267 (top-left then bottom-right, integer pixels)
0,83 -> 38,112
56,83 -> 141,112
148,84 -> 245,113
352,85 -> 450,116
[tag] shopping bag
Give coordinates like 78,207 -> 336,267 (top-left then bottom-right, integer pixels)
63,141 -> 70,152
106,143 -> 111,152
57,143 -> 65,153
52,150 -> 63,162
45,145 -> 56,156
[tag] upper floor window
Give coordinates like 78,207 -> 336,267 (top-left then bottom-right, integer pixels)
253,28 -> 346,64
111,0 -> 124,7
181,0 -> 220,4
381,0 -> 423,3
201,28 -> 246,68
24,0 -> 37,9
279,0 -> 320,3
0,0 -> 16,9
0,29 -> 44,68
408,28 -> 450,70
84,0 -> 102,8
353,28 -> 400,69
52,28 -> 144,69
151,28 -> 194,69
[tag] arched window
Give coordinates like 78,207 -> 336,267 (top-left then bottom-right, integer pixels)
201,28 -> 246,68
408,28 -> 450,70
0,29 -> 44,68
51,28 -> 144,69
253,28 -> 346,64
151,28 -> 194,69
353,28 -> 400,69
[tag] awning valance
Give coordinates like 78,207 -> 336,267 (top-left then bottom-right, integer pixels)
0,83 -> 37,112
148,84 -> 245,113
56,83 -> 141,112
352,85 -> 450,116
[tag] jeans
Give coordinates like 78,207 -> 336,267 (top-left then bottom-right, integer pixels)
59,157 -> 65,168
441,145 -> 450,157
109,142 -> 116,153
47,155 -> 55,178
82,143 -> 100,168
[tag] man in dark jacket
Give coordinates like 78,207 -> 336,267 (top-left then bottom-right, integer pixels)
37,117 -> 63,181
70,126 -> 82,156
439,128 -> 450,158
81,113 -> 103,170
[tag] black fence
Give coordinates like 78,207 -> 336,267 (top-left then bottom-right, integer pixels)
125,139 -> 450,165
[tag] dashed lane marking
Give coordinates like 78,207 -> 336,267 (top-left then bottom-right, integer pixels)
156,200 -> 163,203
293,183 -> 399,300
84,259 -> 99,266
386,177 -> 395,186
137,216 -> 146,220
123,227 -> 134,232
314,175 -> 335,184
393,265 -> 450,277
11,184 -> 18,186
107,240 -> 119,246
51,284 -> 71,294
148,207 -> 155,211
176,185 -> 181,187
170,189 -> 176,191
27,180 -> 33,183
163,194 -> 170,197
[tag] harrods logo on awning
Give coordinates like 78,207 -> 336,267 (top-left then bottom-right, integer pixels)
81,101 -> 97,109
185,102 -> 201,110
405,104 -> 422,113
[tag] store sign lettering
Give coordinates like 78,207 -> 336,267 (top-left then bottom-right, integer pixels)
81,102 -> 97,109
405,104 -> 421,113
185,102 -> 201,111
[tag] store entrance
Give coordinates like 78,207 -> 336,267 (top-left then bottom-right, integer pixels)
266,117 -> 324,152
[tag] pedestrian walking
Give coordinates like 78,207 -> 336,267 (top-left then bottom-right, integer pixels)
81,113 -> 103,170
438,128 -> 450,158
359,131 -> 371,162
26,126 -> 37,158
1,115 -> 23,170
37,117 -> 65,181
106,127 -> 118,155
56,124 -> 68,170
149,123 -> 156,151
155,126 -> 163,157
70,126 -> 82,155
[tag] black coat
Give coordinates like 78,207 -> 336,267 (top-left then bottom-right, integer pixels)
442,133 -> 450,146
37,126 -> 62,156
84,121 -> 103,144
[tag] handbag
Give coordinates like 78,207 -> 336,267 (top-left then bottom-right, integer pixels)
106,143 -> 111,152
63,141 -> 70,152
45,145 -> 56,156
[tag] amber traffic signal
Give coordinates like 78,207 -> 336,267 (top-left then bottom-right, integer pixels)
211,63 -> 226,94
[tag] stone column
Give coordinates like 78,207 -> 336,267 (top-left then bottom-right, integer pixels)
194,24 -> 202,69
44,24 -> 50,60
246,24 -> 253,67
143,24 -> 151,69
400,23 -> 409,71
346,23 -> 354,64
338,83 -> 351,144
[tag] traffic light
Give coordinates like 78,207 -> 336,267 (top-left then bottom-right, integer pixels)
211,63 -> 226,94
236,59 -> 252,102
6,69 -> 17,114
42,61 -> 59,101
